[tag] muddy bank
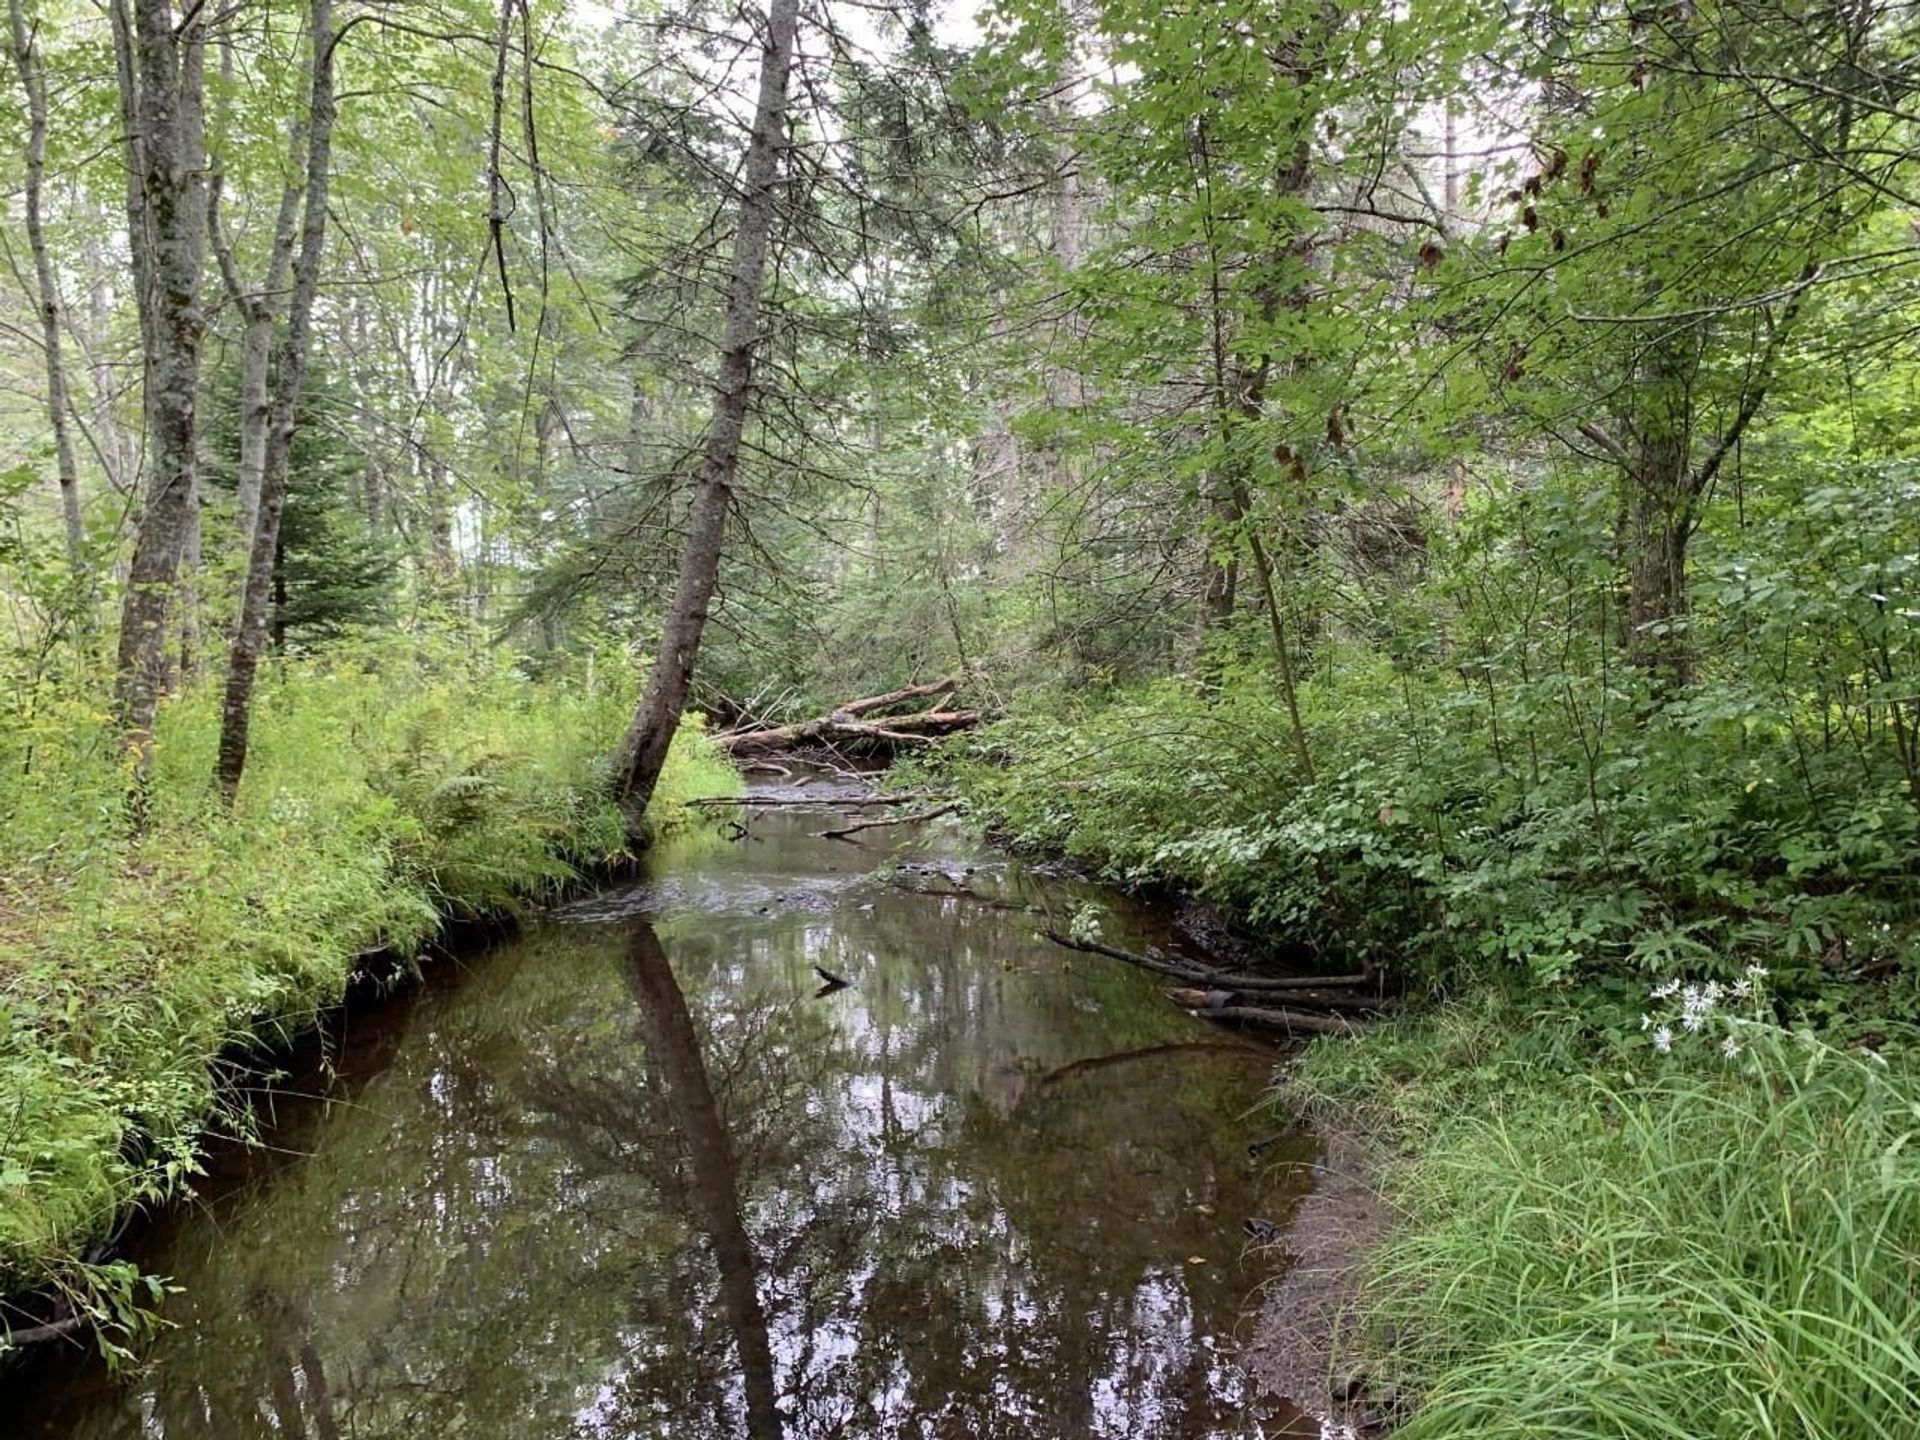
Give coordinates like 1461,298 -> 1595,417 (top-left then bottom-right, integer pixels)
1243,1128 -> 1396,1435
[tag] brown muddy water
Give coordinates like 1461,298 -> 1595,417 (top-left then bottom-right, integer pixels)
6,779 -> 1343,1439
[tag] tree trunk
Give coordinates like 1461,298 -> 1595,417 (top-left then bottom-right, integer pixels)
216,0 -> 336,804
613,0 -> 799,829
112,0 -> 208,823
6,0 -> 86,570
1623,427 -> 1695,688
210,122 -> 304,548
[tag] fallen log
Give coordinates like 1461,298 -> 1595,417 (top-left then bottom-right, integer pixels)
836,676 -> 958,717
819,802 -> 961,840
714,708 -> 979,755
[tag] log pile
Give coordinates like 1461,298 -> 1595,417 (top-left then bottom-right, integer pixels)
711,677 -> 979,755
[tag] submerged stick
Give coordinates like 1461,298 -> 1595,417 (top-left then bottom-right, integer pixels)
819,802 -> 961,840
1192,1004 -> 1368,1037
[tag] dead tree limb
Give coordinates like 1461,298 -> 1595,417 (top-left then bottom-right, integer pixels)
836,676 -> 958,717
819,802 -> 961,840
1043,930 -> 1375,996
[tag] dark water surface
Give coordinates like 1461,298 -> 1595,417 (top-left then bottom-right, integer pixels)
9,783 -> 1326,1439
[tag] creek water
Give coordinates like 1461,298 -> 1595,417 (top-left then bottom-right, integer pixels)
8,778 -> 1330,1438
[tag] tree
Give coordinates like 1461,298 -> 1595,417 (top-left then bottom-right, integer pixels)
611,0 -> 801,828
5,0 -> 86,571
112,0 -> 208,819
216,0 -> 338,803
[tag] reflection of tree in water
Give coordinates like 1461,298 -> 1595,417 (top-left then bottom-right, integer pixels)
15,851 -> 1294,1440
544,912 -> 1287,1440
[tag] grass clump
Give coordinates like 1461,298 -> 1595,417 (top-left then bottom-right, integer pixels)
1287,993 -> 1920,1440
0,631 -> 734,1322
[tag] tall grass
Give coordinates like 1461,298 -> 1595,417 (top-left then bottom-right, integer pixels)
1289,1002 -> 1920,1439
0,633 -> 735,1317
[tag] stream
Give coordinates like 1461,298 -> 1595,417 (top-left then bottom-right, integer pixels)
8,776 -> 1332,1438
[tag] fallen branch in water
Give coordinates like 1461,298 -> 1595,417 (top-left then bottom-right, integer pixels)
1186,1003 -> 1368,1037
819,802 -> 962,840
1165,985 -> 1381,1015
887,876 -> 1041,914
1039,1040 -> 1270,1086
1043,930 -> 1381,1013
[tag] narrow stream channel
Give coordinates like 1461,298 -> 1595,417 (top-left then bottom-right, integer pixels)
10,777 -> 1331,1438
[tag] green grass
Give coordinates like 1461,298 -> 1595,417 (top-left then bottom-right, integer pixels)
0,633 -> 735,1325
1286,996 -> 1920,1440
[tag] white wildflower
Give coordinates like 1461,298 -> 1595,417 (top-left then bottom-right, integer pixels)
1651,978 -> 1680,1000
1639,1013 -> 1652,1031
1682,1011 -> 1705,1032
1721,1035 -> 1741,1060
1730,978 -> 1751,1000
1653,1026 -> 1674,1054
1745,963 -> 1769,980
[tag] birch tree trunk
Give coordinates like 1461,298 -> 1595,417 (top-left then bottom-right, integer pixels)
216,0 -> 336,803
209,82 -> 305,548
612,0 -> 799,829
6,0 -> 86,570
111,0 -> 207,821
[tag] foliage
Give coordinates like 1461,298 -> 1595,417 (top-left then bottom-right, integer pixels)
928,439 -> 1920,1025
0,630 -> 734,1333
1284,999 -> 1920,1439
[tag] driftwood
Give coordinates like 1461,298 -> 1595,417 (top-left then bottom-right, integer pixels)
712,678 -> 980,755
819,803 -> 961,840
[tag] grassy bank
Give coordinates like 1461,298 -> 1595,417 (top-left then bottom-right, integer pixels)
0,634 -> 733,1337
1285,997 -> 1920,1439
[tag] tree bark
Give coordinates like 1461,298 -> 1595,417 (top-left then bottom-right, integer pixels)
112,0 -> 208,822
6,0 -> 86,570
216,0 -> 336,804
1623,424 -> 1695,687
613,0 -> 799,830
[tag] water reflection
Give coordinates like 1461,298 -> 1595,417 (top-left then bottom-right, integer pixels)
626,922 -> 781,1439
8,805 -> 1319,1438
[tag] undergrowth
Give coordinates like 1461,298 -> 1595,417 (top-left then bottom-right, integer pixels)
0,632 -> 734,1339
1285,997 -> 1920,1439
